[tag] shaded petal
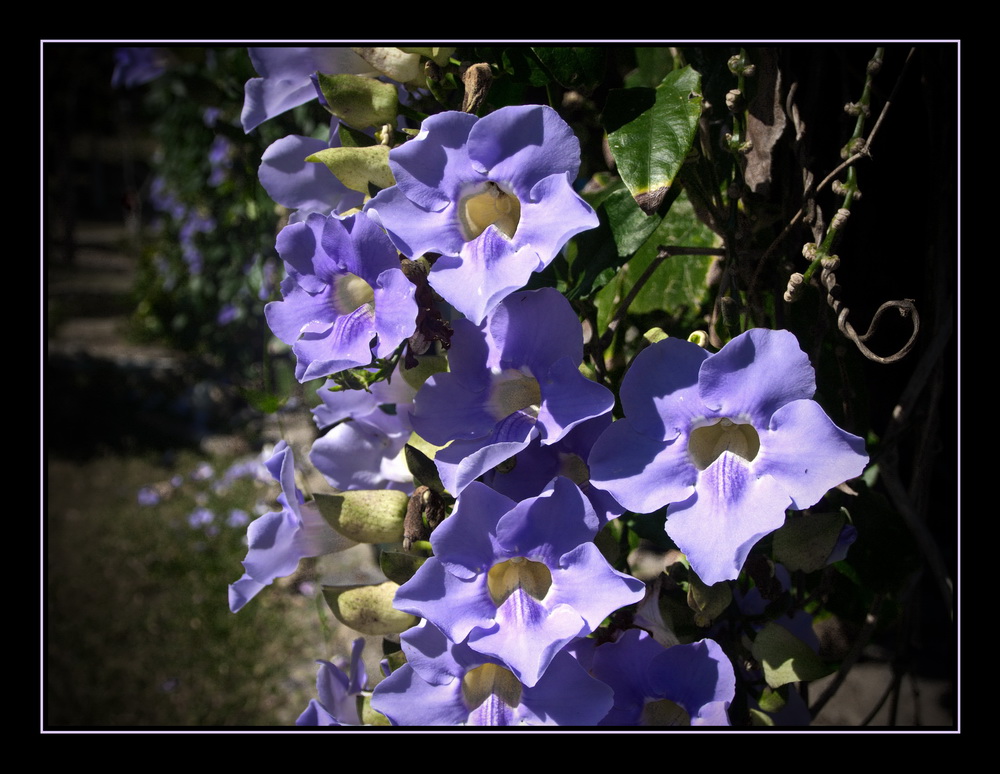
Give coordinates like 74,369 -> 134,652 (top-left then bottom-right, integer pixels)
519,650 -> 614,727
310,420 -> 411,492
242,76 -> 318,134
275,214 -> 333,292
311,383 -> 378,429
240,509 -> 306,586
370,664 -> 469,726
666,452 -> 791,584
259,134 -> 360,216
548,543 -> 646,631
468,104 -> 582,188
399,620 -> 468,685
495,477 -> 598,560
699,328 -> 816,424
648,638 -> 735,726
293,304 -> 377,381
490,287 -> 583,374
410,372 -> 497,446
228,573 -> 266,613
431,482 -> 512,579
620,336 -> 709,442
242,47 -> 372,132
589,419 -> 697,514
333,212 -> 401,285
372,268 -> 419,359
537,356 -> 613,444
387,110 -> 479,210
393,558 -> 496,644
264,283 -> 332,347
433,431 -> 536,497
758,398 -> 868,508
296,699 -> 341,726
364,188 -> 466,259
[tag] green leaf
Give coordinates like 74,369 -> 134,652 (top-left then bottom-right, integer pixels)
593,192 -> 718,331
625,47 -> 676,89
531,47 -> 605,90
314,72 -> 399,129
757,686 -> 787,714
307,145 -> 395,194
686,572 -> 732,627
604,184 -> 663,258
752,621 -> 835,689
500,48 -> 551,87
380,550 -> 428,586
748,708 -> 776,726
773,510 -> 850,573
605,66 -> 702,214
241,389 -> 285,414
404,443 -> 447,495
338,122 -> 378,148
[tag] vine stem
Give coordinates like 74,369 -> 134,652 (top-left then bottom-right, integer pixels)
755,47 -> 917,272
597,245 -> 725,352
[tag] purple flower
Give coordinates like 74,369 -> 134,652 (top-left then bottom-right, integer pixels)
481,414 -> 624,526
589,329 -> 869,585
310,372 -> 417,493
411,287 -> 613,497
187,507 -> 215,529
365,105 -> 599,324
264,212 -> 418,382
297,639 -> 368,726
112,47 -> 167,89
208,135 -> 234,187
226,509 -> 250,528
189,461 -> 215,481
137,486 -> 160,506
591,629 -> 735,726
241,47 -> 373,133
393,479 -> 645,687
258,128 -> 364,221
228,441 -> 349,612
371,622 -> 613,726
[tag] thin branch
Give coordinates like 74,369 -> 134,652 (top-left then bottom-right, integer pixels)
597,245 -> 725,351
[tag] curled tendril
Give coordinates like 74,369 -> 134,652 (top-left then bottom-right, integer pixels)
822,263 -> 919,363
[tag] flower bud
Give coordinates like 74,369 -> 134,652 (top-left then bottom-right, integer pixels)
314,490 -> 408,544
322,581 -> 419,635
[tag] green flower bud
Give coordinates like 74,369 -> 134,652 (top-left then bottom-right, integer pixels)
322,581 -> 418,635
314,490 -> 408,544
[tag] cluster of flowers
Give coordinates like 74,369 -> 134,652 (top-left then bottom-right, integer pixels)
228,48 -> 869,727
138,453 -> 280,540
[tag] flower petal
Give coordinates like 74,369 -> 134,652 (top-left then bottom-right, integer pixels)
589,419 -> 697,514
620,336 -> 709,442
698,328 -> 816,423
468,104 -> 582,188
665,452 -> 791,584
430,230 -> 541,325
387,110 -> 479,211
758,398 -> 868,509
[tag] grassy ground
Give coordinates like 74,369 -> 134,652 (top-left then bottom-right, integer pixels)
46,448 -> 332,726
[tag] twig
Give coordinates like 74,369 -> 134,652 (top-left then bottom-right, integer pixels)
597,245 -> 725,351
